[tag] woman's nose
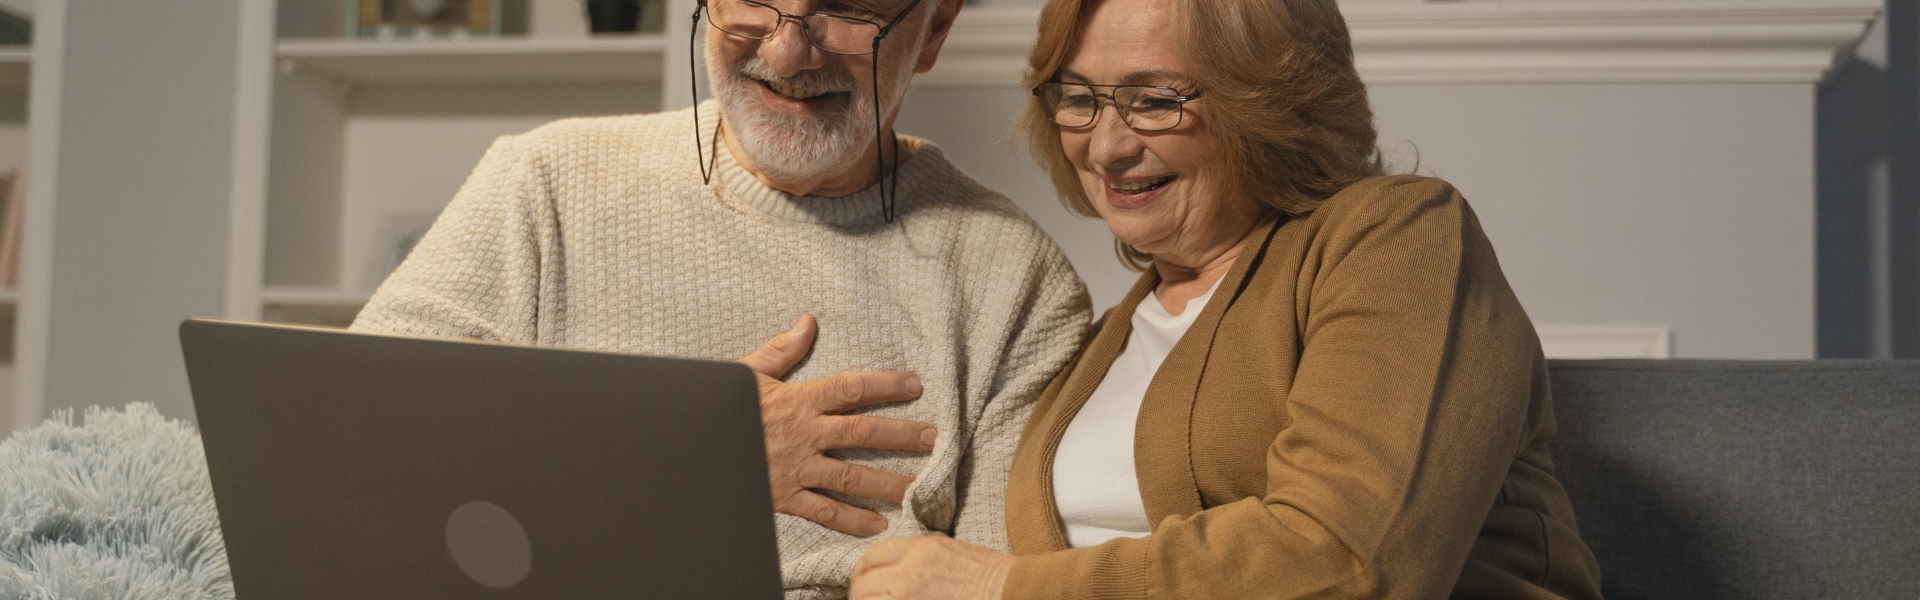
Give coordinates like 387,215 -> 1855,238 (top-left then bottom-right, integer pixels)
759,17 -> 826,77
1085,107 -> 1145,170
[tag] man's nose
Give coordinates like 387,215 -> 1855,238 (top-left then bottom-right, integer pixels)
1086,105 -> 1145,171
758,16 -> 827,78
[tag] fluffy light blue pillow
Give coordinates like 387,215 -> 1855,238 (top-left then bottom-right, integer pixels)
0,403 -> 232,599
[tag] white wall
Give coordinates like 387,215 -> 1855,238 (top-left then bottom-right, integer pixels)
896,82 -> 1821,359
324,79 -> 1832,360
893,86 -> 1140,310
1372,84 -> 1816,359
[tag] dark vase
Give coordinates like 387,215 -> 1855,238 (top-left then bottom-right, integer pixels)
586,0 -> 641,32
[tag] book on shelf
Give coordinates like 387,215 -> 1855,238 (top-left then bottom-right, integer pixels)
0,169 -> 22,288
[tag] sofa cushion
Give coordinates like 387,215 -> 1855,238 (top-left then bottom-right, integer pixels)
1546,359 -> 1920,599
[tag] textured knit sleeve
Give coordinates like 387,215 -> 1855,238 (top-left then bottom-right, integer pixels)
350,135 -> 563,345
1004,179 -> 1548,599
952,241 -> 1093,552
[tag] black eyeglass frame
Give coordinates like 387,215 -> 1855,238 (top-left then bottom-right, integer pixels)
690,0 -> 930,222
1031,82 -> 1203,132
704,0 -> 896,56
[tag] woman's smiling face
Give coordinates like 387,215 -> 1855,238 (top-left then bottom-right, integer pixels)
1057,0 -> 1245,262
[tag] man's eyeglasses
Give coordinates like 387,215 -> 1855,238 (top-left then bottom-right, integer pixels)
1032,82 -> 1201,132
707,0 -> 895,55
691,0 -> 928,222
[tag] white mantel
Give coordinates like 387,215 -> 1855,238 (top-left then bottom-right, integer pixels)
922,0 -> 1882,86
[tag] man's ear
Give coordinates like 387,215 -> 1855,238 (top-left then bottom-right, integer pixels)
912,0 -> 967,74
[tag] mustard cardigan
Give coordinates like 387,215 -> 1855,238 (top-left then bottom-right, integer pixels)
1002,176 -> 1604,600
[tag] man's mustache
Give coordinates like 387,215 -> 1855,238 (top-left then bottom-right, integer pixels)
734,58 -> 857,98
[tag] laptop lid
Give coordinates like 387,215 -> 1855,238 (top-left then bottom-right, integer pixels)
179,319 -> 782,599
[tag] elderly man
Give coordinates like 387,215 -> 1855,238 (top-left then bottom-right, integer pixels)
349,0 -> 1092,597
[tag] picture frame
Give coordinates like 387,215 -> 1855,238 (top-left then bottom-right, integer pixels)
365,212 -> 441,292
353,0 -> 503,37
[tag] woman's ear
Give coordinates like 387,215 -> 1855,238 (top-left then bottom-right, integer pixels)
912,0 -> 967,74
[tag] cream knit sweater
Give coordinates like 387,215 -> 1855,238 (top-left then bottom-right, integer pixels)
350,103 -> 1093,598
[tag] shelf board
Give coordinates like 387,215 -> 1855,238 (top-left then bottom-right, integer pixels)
277,35 -> 670,86
260,286 -> 372,306
0,47 -> 29,90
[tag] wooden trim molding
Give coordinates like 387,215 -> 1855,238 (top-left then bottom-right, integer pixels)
919,0 -> 1882,87
1536,325 -> 1674,359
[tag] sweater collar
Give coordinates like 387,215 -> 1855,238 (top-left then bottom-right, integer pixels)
696,100 -> 945,226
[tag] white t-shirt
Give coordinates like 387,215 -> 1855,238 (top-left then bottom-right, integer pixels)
1051,278 -> 1222,548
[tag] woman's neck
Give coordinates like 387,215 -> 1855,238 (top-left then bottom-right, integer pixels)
1151,234 -> 1249,317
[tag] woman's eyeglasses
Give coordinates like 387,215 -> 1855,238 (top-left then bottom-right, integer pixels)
691,0 -> 928,222
1032,82 -> 1201,132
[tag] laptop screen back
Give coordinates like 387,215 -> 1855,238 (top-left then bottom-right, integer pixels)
180,319 -> 782,599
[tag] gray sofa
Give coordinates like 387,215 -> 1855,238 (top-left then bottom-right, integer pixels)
2,361 -> 1911,597
1547,359 -> 1920,599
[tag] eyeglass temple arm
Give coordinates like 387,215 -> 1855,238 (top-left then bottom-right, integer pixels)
876,0 -> 928,38
869,0 -> 928,223
692,1 -> 718,184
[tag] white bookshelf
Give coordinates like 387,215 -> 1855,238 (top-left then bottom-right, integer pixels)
277,35 -> 671,86
0,44 -> 22,433
259,285 -> 371,305
0,45 -> 26,178
260,285 -> 372,328
257,0 -> 699,326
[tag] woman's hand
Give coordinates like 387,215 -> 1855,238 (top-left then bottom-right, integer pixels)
852,537 -> 1014,600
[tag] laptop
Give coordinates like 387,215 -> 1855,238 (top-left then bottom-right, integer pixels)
179,318 -> 783,598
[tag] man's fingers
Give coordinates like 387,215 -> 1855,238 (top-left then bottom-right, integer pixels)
807,371 -> 923,412
824,415 -> 936,452
736,314 -> 816,380
802,457 -> 914,504
778,489 -> 887,537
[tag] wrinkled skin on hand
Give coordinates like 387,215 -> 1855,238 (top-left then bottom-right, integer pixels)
852,536 -> 1014,600
737,314 -> 938,536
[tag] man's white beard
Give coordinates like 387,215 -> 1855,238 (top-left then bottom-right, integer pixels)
712,56 -> 875,185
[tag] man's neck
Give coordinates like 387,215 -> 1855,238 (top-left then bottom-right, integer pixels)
720,122 -> 911,198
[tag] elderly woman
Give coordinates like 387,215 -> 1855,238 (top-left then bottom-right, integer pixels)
846,0 -> 1605,597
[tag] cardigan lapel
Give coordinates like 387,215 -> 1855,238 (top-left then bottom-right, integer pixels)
1006,219 -> 1284,552
1009,271 -> 1159,553
1133,219 -> 1283,525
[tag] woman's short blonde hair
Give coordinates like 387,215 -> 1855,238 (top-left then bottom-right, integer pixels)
1019,0 -> 1384,268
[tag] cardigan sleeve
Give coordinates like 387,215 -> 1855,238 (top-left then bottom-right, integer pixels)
1005,178 -> 1545,599
350,134 -> 564,346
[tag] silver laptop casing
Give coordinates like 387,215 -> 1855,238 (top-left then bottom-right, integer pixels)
180,319 -> 783,599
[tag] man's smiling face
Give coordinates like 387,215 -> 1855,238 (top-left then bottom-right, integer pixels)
705,0 -> 936,189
